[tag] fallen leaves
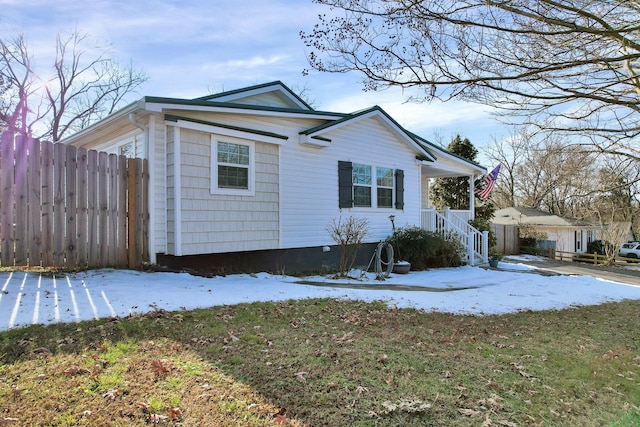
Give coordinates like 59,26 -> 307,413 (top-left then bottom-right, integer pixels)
511,362 -> 537,380
150,359 -> 173,375
334,331 -> 354,343
294,371 -> 307,384
145,413 -> 169,424
459,408 -> 482,417
383,399 -> 432,414
273,408 -> 287,425
63,366 -> 91,376
32,347 -> 52,358
167,407 -> 183,421
102,388 -> 119,400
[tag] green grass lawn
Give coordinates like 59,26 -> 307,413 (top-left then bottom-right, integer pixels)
1,298 -> 638,426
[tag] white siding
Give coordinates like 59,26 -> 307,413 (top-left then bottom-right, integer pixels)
173,128 -> 279,255
221,92 -> 298,109
164,110 -> 325,138
166,127 -> 176,254
167,112 -> 423,250
149,114 -> 168,256
280,117 -> 421,248
541,227 -> 586,253
66,104 -> 474,258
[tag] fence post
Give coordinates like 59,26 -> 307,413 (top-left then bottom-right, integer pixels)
0,132 -> 15,267
41,141 -> 54,267
27,137 -> 42,267
87,149 -> 99,267
128,158 -> 136,268
76,148 -> 88,267
482,230 -> 489,263
53,143 -> 66,266
117,154 -> 128,266
65,145 -> 78,267
14,135 -> 28,265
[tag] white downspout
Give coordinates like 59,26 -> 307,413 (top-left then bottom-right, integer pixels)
469,174 -> 475,220
128,113 -> 148,158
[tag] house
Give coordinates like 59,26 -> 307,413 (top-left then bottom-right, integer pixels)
62,81 -> 487,272
492,207 -> 597,253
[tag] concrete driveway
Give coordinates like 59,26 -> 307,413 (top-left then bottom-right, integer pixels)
512,257 -> 640,286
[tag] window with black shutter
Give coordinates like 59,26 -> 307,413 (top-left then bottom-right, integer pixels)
338,161 -> 353,208
395,169 -> 404,209
338,161 -> 404,210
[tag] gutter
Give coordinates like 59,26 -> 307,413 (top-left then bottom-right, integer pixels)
61,100 -> 144,145
128,113 -> 149,158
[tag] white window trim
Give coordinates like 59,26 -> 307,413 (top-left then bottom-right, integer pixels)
119,141 -> 135,158
352,163 -> 396,210
90,129 -> 139,156
210,136 -> 255,196
352,163 -> 372,208
376,165 -> 394,209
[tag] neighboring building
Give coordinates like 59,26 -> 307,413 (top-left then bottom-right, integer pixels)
62,81 -> 487,272
492,207 -> 597,253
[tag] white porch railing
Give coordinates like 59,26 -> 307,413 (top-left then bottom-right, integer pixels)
421,208 -> 489,266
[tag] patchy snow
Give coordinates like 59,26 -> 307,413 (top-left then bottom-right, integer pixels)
1,257 -> 639,331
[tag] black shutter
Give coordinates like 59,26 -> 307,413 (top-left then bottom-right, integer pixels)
395,169 -> 404,209
338,161 -> 353,208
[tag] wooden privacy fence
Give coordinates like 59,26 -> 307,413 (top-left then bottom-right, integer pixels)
491,223 -> 520,255
0,132 -> 148,268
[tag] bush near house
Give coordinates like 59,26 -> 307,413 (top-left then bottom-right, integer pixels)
587,239 -> 607,255
388,226 -> 464,269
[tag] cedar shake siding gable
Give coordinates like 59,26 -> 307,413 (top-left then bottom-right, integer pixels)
193,81 -> 314,110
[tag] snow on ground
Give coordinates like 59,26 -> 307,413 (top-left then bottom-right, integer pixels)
1,256 -> 640,331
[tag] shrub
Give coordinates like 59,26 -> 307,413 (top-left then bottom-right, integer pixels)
388,226 -> 464,269
326,216 -> 370,277
587,240 -> 611,255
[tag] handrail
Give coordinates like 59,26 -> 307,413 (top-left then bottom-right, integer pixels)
421,208 -> 489,265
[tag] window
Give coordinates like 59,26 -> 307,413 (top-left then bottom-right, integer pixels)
339,161 -> 403,209
212,139 -> 254,195
352,163 -> 372,207
119,142 -> 135,158
376,167 -> 393,208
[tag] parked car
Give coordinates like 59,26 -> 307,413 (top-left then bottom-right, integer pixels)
619,242 -> 640,258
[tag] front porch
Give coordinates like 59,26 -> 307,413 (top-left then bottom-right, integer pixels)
421,208 -> 489,266
416,145 -> 490,265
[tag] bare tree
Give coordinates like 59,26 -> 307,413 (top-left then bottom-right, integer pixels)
485,126 -> 595,217
301,0 -> 640,160
485,130 -> 531,209
0,30 -> 148,142
588,158 -> 640,242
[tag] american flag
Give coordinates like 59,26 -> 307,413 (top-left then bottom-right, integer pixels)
475,165 -> 501,199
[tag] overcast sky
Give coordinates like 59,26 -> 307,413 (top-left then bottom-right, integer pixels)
0,0 -> 503,160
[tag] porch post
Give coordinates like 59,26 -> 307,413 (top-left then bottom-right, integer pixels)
469,174 -> 475,220
482,231 -> 489,263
